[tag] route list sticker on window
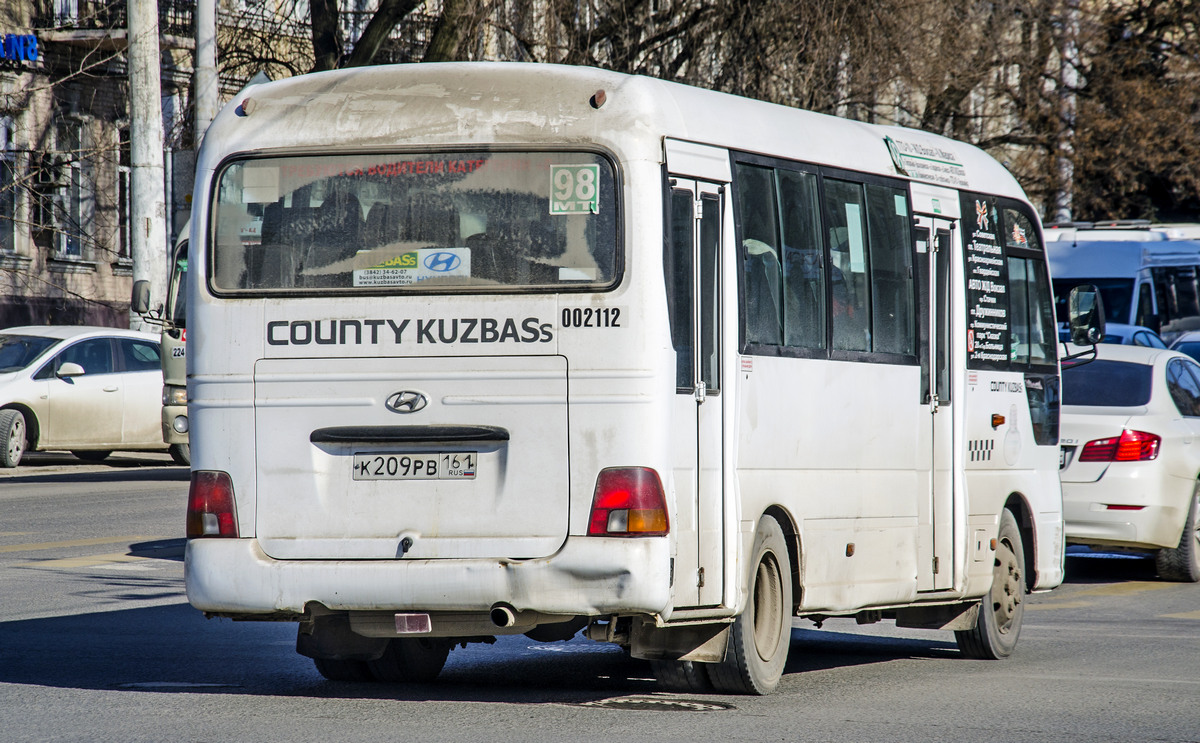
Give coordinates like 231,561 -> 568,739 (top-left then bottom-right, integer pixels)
550,164 -> 600,214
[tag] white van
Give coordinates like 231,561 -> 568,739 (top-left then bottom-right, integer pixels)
1048,237 -> 1200,342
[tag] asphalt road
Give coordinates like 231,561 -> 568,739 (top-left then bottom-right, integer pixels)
2,458 -> 1198,742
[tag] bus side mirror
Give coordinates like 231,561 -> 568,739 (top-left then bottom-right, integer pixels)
131,280 -> 151,315
1068,285 -> 1106,345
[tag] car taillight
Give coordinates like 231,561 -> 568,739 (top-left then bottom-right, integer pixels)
1078,430 -> 1161,462
587,467 -> 669,536
186,470 -> 239,538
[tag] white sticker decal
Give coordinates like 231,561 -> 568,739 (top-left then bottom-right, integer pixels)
353,248 -> 472,287
550,164 -> 600,214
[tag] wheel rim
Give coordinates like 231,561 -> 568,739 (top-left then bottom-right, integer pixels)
990,537 -> 1022,634
751,552 -> 785,662
7,416 -> 24,461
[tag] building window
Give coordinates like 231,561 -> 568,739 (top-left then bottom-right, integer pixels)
54,120 -> 86,259
0,117 -> 15,254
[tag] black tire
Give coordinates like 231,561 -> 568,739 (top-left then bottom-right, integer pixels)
168,443 -> 191,466
366,638 -> 450,683
0,409 -> 26,468
956,508 -> 1025,659
313,657 -> 374,682
72,450 -> 111,463
1155,483 -> 1200,583
707,515 -> 793,695
650,659 -> 713,692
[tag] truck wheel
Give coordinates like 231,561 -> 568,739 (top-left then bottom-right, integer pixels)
367,638 -> 450,683
707,515 -> 792,694
1,409 -> 27,468
956,508 -> 1025,659
1155,484 -> 1200,582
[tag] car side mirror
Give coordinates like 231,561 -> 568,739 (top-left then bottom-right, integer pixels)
1068,285 -> 1106,346
56,362 -> 86,378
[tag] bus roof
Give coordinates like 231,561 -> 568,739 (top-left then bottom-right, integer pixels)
200,62 -> 1026,201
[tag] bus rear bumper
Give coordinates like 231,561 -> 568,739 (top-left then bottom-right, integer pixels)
185,536 -> 673,619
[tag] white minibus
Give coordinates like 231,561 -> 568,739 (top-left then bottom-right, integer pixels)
184,63 -> 1087,694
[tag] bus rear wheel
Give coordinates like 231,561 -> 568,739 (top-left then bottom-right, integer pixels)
707,515 -> 792,695
956,508 -> 1025,659
650,659 -> 713,692
313,657 -> 373,682
366,638 -> 450,683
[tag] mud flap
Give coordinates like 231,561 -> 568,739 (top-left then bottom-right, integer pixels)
297,611 -> 388,661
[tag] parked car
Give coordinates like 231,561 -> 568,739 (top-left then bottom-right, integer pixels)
1059,344 -> 1200,581
1058,322 -> 1166,348
1168,330 -> 1200,363
0,325 -> 179,467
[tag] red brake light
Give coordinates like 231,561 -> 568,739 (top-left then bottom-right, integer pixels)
1079,430 -> 1161,462
186,470 -> 239,538
587,467 -> 669,536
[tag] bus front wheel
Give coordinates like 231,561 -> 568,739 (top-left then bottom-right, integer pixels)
956,508 -> 1025,659
707,515 -> 793,694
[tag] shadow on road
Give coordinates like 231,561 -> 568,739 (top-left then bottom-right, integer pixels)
1,467 -> 189,485
0,604 -> 960,703
1064,550 -> 1158,583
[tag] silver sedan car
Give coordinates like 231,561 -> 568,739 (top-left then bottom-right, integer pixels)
0,325 -> 171,467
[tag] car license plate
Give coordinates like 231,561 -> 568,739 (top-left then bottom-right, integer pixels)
352,452 -> 477,480
1059,447 -> 1073,470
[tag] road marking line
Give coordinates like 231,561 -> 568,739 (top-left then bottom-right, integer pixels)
1027,601 -> 1094,610
1163,610 -> 1200,620
0,535 -> 163,554
1074,581 -> 1173,597
17,552 -> 153,568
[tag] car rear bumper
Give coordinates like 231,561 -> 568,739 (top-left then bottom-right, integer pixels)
185,535 -> 672,619
1062,474 -> 1192,549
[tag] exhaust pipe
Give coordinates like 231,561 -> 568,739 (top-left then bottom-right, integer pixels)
490,604 -> 518,628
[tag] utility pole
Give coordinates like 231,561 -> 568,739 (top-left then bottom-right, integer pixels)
128,0 -> 168,330
1054,0 -> 1081,224
194,0 -> 218,148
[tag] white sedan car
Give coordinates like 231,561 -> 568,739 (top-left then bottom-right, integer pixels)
1059,343 -> 1200,581
0,325 -> 173,467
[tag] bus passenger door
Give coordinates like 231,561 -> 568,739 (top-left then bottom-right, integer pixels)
666,178 -> 725,608
916,215 -> 955,591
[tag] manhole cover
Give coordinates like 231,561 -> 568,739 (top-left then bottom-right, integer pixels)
581,696 -> 735,712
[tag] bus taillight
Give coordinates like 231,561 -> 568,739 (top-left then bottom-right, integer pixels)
587,467 -> 669,536
187,471 -> 240,538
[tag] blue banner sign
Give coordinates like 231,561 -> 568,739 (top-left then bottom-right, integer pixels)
1,34 -> 38,63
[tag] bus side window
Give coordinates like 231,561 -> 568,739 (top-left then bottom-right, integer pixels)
825,179 -> 871,352
865,184 -> 914,355
666,189 -> 695,390
778,170 -> 825,349
735,164 -> 783,346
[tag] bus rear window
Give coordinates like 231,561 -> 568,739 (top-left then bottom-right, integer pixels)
1062,359 -> 1152,407
210,151 -> 618,293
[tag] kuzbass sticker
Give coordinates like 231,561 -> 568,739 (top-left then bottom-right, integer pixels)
354,248 -> 472,287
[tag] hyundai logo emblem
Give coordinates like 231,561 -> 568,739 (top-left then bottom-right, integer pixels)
424,252 -> 461,272
385,390 -> 428,414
